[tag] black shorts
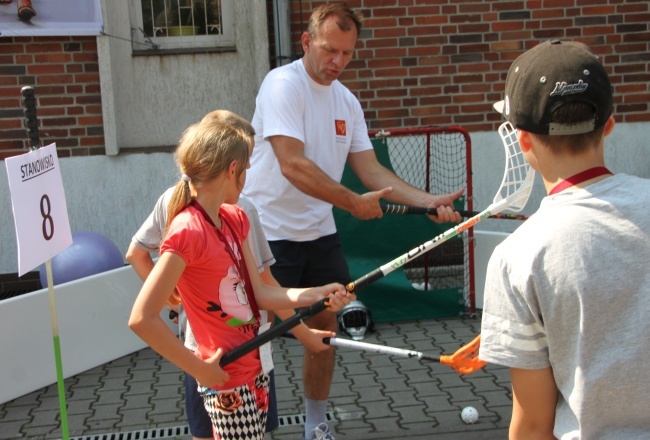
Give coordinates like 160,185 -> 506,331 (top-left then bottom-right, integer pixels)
269,233 -> 350,288
185,373 -> 213,438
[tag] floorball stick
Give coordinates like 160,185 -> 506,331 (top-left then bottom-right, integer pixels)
220,298 -> 330,366
22,86 -> 40,150
324,335 -> 485,374
381,204 -> 529,221
221,121 -> 534,367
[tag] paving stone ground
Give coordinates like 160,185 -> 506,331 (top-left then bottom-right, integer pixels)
0,315 -> 511,440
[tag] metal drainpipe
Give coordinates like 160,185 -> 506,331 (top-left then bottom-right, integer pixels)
272,0 -> 292,66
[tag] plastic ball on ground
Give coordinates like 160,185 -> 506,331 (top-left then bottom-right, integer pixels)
39,231 -> 124,287
461,406 -> 479,424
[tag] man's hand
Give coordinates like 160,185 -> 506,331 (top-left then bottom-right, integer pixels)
350,187 -> 394,220
425,188 -> 465,224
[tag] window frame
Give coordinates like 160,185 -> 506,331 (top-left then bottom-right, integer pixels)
129,0 -> 235,53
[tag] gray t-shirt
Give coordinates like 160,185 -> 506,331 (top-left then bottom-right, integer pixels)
480,174 -> 650,439
131,189 -> 275,350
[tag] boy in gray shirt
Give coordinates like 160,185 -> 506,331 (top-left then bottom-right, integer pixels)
480,40 -> 650,439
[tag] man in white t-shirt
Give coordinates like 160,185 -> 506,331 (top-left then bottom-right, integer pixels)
244,4 -> 463,439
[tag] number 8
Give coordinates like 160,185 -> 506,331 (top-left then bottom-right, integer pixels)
40,194 -> 54,240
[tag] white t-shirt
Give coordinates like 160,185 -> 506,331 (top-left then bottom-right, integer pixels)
244,58 -> 373,242
480,174 -> 650,439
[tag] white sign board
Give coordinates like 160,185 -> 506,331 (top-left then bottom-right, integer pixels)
5,143 -> 72,276
0,0 -> 102,37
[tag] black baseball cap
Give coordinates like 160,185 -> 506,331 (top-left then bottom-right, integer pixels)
493,40 -> 613,135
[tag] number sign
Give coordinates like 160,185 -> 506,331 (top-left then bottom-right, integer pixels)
5,143 -> 72,276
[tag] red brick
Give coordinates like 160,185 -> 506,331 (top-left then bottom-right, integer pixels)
0,119 -> 21,129
413,15 -> 449,25
66,64 -> 84,73
624,93 -> 650,104
532,9 -> 565,19
33,53 -> 72,63
0,44 -> 25,53
27,64 -> 66,75
492,21 -> 526,32
374,28 -> 406,38
77,116 -> 104,125
624,113 -> 650,123
26,43 -> 64,53
39,96 -> 74,106
617,3 -> 648,13
540,18 -> 574,28
80,136 -> 104,146
583,5 -> 616,14
493,2 -> 527,12
75,73 -> 100,83
37,75 -> 74,85
72,52 -> 99,62
583,25 -> 616,35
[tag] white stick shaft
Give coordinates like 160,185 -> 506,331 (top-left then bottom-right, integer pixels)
376,199 -> 506,279
327,338 -> 427,360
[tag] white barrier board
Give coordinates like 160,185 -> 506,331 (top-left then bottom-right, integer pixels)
0,264 -> 175,405
473,230 -> 510,309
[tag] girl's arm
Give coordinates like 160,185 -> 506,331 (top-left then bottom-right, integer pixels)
259,263 -> 335,353
129,252 -> 230,388
242,238 -> 354,312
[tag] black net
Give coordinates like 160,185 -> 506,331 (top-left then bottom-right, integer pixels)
334,126 -> 474,322
375,127 -> 473,314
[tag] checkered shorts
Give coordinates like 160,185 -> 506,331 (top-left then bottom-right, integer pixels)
200,372 -> 269,440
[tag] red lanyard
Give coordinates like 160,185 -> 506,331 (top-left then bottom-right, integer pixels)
549,167 -> 612,196
190,200 -> 261,320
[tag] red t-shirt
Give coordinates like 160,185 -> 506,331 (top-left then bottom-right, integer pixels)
160,203 -> 261,390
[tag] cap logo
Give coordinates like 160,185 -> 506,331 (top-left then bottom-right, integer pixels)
550,80 -> 588,97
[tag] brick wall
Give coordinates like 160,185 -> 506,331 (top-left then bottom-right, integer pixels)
0,36 -> 104,160
288,0 -> 650,131
1,2 -> 649,158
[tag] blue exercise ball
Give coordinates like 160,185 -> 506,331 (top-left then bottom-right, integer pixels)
39,231 -> 124,287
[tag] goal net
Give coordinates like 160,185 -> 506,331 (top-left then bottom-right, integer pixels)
376,126 -> 474,316
334,125 -> 475,322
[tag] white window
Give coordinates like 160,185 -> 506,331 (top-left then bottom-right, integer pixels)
130,0 -> 235,52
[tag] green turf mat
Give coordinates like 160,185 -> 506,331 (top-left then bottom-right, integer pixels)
334,137 -> 465,323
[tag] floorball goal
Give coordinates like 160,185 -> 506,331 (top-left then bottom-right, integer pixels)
335,125 -> 475,322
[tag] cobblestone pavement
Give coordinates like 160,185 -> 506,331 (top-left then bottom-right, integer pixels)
0,316 -> 511,440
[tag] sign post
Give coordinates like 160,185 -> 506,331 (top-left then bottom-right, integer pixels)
4,87 -> 72,439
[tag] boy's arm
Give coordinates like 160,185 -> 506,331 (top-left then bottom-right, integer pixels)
126,241 -> 180,308
125,242 -> 156,281
509,367 -> 558,440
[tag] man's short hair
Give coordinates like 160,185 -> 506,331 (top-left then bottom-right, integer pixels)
307,2 -> 364,38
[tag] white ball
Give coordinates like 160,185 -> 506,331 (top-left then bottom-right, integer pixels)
461,406 -> 479,424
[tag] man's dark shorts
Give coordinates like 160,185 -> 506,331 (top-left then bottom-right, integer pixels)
269,233 -> 350,287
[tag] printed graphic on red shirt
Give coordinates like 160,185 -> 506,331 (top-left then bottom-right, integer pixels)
213,232 -> 256,328
335,120 -> 346,136
219,263 -> 254,325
